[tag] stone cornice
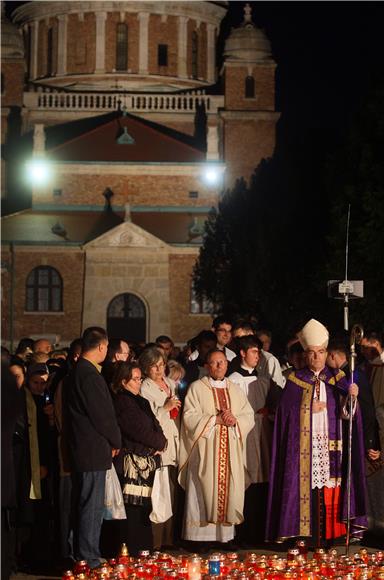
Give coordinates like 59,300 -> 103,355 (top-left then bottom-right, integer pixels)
219,110 -> 280,121
50,162 -> 226,178
221,60 -> 277,72
12,1 -> 227,27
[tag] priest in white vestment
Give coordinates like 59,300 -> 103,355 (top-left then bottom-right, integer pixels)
178,349 -> 254,544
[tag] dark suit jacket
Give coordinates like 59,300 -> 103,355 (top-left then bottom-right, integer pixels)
1,366 -> 23,508
66,358 -> 121,472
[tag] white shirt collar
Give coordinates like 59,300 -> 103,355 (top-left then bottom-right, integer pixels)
209,377 -> 227,388
240,362 -> 256,374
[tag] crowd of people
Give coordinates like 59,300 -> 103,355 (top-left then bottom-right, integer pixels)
1,316 -> 383,578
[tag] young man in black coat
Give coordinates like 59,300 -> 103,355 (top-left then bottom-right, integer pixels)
66,327 -> 121,569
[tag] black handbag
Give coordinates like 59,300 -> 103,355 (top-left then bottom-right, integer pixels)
122,452 -> 158,506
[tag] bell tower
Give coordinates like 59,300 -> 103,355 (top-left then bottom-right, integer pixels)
220,3 -> 279,186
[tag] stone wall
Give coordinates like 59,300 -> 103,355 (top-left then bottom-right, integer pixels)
1,246 -> 85,347
224,64 -> 276,111
1,244 -> 212,349
1,62 -> 25,108
169,251 -> 211,342
148,14 -> 178,77
82,246 -> 171,340
32,170 -> 219,208
223,115 -> 277,186
14,3 -> 225,85
67,13 -> 97,74
104,13 -> 140,74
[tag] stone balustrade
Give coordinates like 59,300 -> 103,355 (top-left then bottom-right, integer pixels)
23,90 -> 223,114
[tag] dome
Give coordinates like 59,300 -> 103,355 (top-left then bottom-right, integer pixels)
1,8 -> 24,60
224,3 -> 272,62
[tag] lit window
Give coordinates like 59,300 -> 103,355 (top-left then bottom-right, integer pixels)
190,282 -> 213,314
26,266 -> 63,312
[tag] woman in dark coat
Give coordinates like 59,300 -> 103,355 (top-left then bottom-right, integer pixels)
112,361 -> 167,556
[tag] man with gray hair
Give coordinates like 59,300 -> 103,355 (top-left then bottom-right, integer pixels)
266,319 -> 367,547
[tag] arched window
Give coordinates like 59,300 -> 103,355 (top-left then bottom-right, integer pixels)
26,266 -> 63,312
116,23 -> 128,71
47,28 -> 53,76
245,75 -> 255,98
192,31 -> 198,79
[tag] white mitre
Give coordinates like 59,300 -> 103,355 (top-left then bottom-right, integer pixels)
298,319 -> 329,350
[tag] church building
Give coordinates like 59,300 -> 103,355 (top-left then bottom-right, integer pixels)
1,1 -> 278,348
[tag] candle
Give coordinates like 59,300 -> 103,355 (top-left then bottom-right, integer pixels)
188,556 -> 202,580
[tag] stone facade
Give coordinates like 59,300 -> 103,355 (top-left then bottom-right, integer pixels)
13,1 -> 224,88
224,64 -> 276,111
1,61 -> 25,109
2,2 -> 278,348
169,252 -> 212,340
32,167 -> 220,208
1,229 -> 210,347
1,246 -> 85,348
222,112 -> 279,186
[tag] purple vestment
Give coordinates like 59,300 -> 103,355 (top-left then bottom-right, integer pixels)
266,365 -> 367,541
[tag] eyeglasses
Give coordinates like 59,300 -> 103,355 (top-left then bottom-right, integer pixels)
131,377 -> 143,383
150,362 -> 165,369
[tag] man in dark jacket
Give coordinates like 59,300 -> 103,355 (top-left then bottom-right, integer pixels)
66,327 -> 121,569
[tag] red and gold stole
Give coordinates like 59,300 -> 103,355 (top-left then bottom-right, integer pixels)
212,385 -> 231,523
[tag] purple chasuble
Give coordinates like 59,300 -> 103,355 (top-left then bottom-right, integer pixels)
266,365 -> 367,541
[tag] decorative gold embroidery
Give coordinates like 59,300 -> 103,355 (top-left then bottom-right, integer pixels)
217,424 -> 229,523
212,387 -> 230,523
289,373 -> 313,390
335,370 -> 345,382
299,383 -> 312,537
329,439 -> 342,451
328,370 -> 345,386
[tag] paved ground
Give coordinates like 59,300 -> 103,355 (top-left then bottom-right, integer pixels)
10,544 -> 378,580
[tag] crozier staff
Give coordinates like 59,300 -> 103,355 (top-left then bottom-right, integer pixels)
266,319 -> 367,547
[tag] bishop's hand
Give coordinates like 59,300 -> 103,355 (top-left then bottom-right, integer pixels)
348,383 -> 359,397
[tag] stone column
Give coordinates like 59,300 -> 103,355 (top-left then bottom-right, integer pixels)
95,11 -> 107,73
206,125 -> 219,160
57,14 -> 68,76
206,23 -> 216,83
138,12 -> 149,75
177,15 -> 188,78
30,20 -> 39,80
33,124 -> 46,157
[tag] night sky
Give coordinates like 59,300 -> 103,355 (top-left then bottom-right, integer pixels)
224,2 -> 383,146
